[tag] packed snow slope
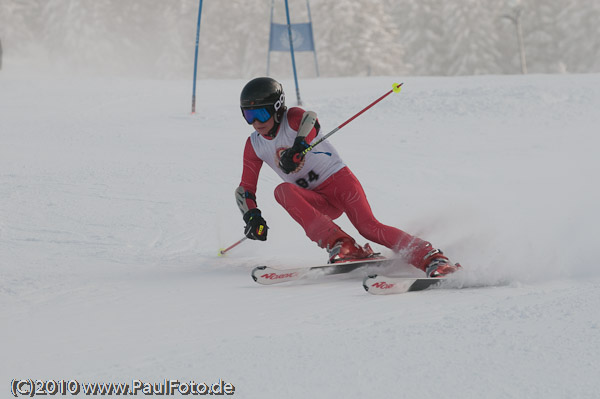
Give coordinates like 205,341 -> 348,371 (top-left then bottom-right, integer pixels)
1,72 -> 599,398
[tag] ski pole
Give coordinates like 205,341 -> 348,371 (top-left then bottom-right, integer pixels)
218,236 -> 247,256
299,82 -> 403,157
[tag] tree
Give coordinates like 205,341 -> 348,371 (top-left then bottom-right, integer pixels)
555,0 -> 600,73
311,1 -> 406,77
441,1 -> 505,75
392,0 -> 447,76
0,0 -> 45,62
0,0 -> 598,77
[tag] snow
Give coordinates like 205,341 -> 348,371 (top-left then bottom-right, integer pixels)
2,0 -> 600,78
1,72 -> 599,398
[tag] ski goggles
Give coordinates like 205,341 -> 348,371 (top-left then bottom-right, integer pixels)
241,107 -> 272,124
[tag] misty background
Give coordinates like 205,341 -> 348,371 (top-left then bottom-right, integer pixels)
0,0 -> 599,79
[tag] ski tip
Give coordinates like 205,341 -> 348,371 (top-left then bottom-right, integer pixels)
362,274 -> 378,292
251,265 -> 267,282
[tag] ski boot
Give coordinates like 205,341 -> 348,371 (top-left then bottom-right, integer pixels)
327,237 -> 378,264
423,249 -> 462,278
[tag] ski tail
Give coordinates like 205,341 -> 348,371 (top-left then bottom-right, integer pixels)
363,274 -> 443,295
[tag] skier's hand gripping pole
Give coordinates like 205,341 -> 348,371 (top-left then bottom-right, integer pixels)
299,82 -> 403,157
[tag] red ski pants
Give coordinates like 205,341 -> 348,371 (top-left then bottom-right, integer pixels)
274,167 -> 430,266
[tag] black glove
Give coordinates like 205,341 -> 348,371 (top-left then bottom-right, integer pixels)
279,137 -> 309,174
243,209 -> 268,241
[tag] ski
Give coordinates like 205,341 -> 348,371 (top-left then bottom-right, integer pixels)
362,274 -> 445,295
252,258 -> 389,285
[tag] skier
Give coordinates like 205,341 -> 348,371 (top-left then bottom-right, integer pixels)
235,77 -> 460,277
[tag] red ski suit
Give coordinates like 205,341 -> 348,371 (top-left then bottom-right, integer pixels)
238,107 -> 431,270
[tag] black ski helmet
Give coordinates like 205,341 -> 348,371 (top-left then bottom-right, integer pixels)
240,77 -> 286,124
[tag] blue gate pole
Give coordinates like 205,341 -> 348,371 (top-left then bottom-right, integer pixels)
267,0 -> 275,76
191,0 -> 203,114
284,0 -> 302,105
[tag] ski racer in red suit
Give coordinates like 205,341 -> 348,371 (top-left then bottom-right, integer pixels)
236,77 -> 460,277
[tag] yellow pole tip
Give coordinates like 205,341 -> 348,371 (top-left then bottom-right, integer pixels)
218,249 -> 225,257
392,83 -> 402,93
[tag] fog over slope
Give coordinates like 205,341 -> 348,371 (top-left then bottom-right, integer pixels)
1,0 -> 599,78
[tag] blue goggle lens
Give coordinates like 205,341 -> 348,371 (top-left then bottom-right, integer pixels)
242,107 -> 272,124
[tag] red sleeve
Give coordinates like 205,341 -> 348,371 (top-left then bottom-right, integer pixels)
286,107 -> 319,144
238,137 -> 262,210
